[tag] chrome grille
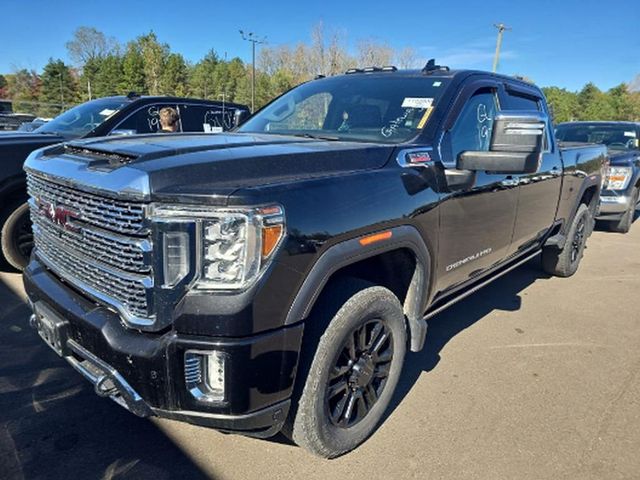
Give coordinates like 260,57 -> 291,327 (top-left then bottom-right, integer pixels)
27,173 -> 146,235
27,171 -> 152,322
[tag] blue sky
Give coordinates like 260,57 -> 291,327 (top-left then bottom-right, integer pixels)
1,0 -> 638,91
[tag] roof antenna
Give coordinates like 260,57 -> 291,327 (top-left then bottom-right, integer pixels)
422,59 -> 450,74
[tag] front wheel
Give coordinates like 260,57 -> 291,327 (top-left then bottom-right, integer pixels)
1,199 -> 33,271
542,203 -> 591,277
608,187 -> 638,234
289,282 -> 407,458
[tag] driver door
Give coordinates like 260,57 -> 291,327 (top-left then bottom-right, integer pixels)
436,85 -> 519,290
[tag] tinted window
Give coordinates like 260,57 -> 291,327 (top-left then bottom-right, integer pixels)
239,75 -> 451,144
36,98 -> 127,136
449,91 -> 499,161
116,104 -> 179,134
504,91 -> 540,111
556,123 -> 640,151
178,104 -> 238,133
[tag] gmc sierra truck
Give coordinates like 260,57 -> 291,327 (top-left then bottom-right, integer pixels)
0,94 -> 250,270
23,64 -> 607,458
556,121 -> 640,233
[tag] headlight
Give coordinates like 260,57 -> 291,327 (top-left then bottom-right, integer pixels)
152,204 -> 285,291
605,166 -> 632,190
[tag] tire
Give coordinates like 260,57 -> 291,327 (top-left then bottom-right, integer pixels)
542,203 -> 591,277
0,199 -> 33,271
608,187 -> 638,234
288,279 -> 407,458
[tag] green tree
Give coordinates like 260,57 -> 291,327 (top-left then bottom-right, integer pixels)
39,59 -> 79,117
121,42 -> 146,94
92,54 -> 124,97
577,83 -> 614,120
137,32 -> 169,95
188,49 -> 220,99
607,84 -> 640,121
6,69 -> 41,113
0,74 -> 7,98
542,86 -> 579,123
161,53 -> 189,96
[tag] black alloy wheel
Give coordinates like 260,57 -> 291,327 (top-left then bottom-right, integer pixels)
570,214 -> 587,264
326,319 -> 393,428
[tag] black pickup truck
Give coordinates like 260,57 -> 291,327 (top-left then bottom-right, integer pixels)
23,65 -> 606,458
556,121 -> 640,233
0,94 -> 250,270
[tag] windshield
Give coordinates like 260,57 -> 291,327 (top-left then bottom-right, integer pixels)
238,75 -> 450,144
555,123 -> 639,151
36,98 -> 128,137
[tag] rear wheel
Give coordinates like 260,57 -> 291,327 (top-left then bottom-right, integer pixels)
0,199 -> 33,271
542,203 -> 590,277
608,187 -> 638,234
288,280 -> 407,458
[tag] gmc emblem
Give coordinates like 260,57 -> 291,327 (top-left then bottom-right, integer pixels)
38,200 -> 78,232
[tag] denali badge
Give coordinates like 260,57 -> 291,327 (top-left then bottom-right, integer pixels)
38,199 -> 78,231
446,248 -> 493,272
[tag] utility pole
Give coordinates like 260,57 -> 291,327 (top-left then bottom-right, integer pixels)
492,23 -> 512,73
58,72 -> 64,113
239,30 -> 266,113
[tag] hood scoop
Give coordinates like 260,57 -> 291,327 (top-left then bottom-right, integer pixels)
64,144 -> 140,169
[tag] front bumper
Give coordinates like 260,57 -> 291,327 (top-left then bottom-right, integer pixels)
597,192 -> 634,219
24,259 -> 304,438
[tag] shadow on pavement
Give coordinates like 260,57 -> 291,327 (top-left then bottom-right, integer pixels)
0,274 -> 212,480
385,257 -> 549,422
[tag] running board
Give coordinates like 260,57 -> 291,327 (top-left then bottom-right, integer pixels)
424,250 -> 541,321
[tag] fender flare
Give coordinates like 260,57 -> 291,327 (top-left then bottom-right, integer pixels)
284,224 -> 433,352
546,175 -> 601,249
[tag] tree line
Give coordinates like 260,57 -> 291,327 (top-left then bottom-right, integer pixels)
0,25 -> 638,123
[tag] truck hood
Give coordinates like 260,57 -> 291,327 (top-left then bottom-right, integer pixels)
608,149 -> 640,167
26,133 -> 395,203
0,131 -> 64,145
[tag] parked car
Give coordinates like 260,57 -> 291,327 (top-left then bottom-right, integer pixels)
556,121 -> 640,232
23,64 -> 606,458
0,100 -> 37,131
16,118 -> 49,132
0,94 -> 250,270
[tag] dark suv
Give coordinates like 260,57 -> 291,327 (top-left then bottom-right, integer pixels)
0,94 -> 250,270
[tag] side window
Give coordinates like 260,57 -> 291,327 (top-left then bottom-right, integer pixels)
178,104 -> 237,133
115,104 -> 179,134
503,91 -> 541,111
449,91 -> 499,162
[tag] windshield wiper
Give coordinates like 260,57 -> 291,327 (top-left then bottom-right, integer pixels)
289,133 -> 341,141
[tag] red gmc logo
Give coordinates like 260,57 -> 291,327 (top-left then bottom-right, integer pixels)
38,200 -> 78,232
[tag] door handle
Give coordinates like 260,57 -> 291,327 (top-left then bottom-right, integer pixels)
500,176 -> 520,187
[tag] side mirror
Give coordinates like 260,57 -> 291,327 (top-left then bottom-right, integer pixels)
457,111 -> 547,174
109,128 -> 136,136
233,109 -> 251,129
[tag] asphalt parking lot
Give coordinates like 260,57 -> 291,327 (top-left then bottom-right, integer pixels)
1,221 -> 639,480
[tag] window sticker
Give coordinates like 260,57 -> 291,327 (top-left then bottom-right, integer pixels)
401,97 -> 434,109
432,81 -> 442,87
100,108 -> 116,116
417,107 -> 434,129
624,131 -> 636,138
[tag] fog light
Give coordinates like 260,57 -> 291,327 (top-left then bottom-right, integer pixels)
184,350 -> 227,403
